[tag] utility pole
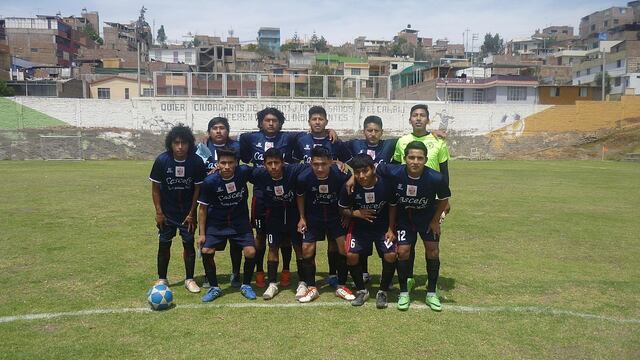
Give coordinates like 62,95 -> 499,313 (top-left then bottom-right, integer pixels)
601,49 -> 606,101
471,33 -> 478,83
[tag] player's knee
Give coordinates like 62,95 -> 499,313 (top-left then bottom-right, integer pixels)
397,247 -> 410,260
201,247 -> 215,255
243,247 -> 256,259
346,253 -> 359,266
268,248 -> 279,260
182,241 -> 195,253
383,253 -> 397,263
425,244 -> 439,259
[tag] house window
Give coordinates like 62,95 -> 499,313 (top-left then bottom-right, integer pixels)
576,70 -> 581,77
391,64 -> 398,70
579,87 -> 588,97
125,88 -> 130,99
154,50 -> 161,59
614,77 -> 621,87
97,88 -> 110,99
351,68 -> 361,76
185,52 -> 192,63
591,24 -> 596,31
446,88 -> 464,102
604,20 -> 609,27
550,87 -> 560,97
473,89 -> 485,103
173,51 -> 179,63
614,19 -> 619,25
142,88 -> 154,97
507,87 -> 527,101
587,68 -> 591,75
31,48 -> 38,52
617,59 -> 622,68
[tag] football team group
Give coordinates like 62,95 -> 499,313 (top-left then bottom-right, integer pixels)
149,104 -> 451,311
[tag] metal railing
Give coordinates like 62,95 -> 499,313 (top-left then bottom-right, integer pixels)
153,71 -> 392,100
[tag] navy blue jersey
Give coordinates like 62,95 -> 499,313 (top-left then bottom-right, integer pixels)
239,131 -> 301,166
346,138 -> 397,166
377,163 -> 451,230
296,165 -> 351,223
252,163 -> 308,209
204,138 -> 241,170
292,134 -> 352,164
198,165 -> 254,235
338,175 -> 396,233
149,151 -> 206,222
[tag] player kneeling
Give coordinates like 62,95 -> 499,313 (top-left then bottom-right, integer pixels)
197,148 -> 258,302
339,154 -> 397,308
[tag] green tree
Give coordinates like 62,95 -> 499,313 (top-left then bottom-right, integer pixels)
83,24 -> 103,45
315,36 -> 328,52
245,44 -> 258,51
480,33 -> 504,57
0,80 -> 15,97
157,25 -> 167,46
309,33 -> 328,52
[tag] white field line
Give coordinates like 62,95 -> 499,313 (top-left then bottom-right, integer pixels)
1,302 -> 639,325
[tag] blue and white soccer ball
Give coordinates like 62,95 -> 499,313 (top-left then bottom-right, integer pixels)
147,284 -> 174,310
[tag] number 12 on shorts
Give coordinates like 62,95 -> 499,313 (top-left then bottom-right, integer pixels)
397,230 -> 406,242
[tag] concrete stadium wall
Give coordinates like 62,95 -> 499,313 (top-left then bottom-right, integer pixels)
6,97 -> 551,137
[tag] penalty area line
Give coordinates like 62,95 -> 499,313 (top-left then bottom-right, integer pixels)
0,302 -> 638,325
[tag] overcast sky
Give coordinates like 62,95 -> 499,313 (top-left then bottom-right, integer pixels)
0,0 -> 629,50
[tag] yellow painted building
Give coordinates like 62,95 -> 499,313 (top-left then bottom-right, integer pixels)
89,76 -> 153,99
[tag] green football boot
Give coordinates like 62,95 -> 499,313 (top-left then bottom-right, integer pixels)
426,294 -> 442,312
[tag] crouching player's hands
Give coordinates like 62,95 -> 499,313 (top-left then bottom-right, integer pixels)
155,212 -> 165,231
297,218 -> 307,234
197,234 -> 206,250
182,214 -> 196,233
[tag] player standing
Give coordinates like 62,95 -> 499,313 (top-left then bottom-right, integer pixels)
149,124 -> 205,294
200,117 -> 243,288
293,106 -> 351,289
392,104 -> 451,296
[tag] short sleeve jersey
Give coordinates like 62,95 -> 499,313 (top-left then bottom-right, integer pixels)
392,133 -> 450,171
149,151 -> 206,222
197,165 -> 254,235
296,165 -> 351,223
338,175 -> 396,233
204,138 -> 241,170
252,163 -> 308,209
346,138 -> 397,166
293,134 -> 352,164
377,163 -> 451,229
239,131 -> 299,166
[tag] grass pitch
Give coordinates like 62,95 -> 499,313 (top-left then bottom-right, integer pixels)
0,160 -> 639,359
0,97 -> 67,130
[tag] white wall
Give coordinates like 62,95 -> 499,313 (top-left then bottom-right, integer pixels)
150,49 -> 197,65
8,97 -> 551,136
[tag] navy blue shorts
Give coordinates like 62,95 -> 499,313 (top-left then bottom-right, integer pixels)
158,217 -> 194,244
265,207 -> 300,247
345,225 -> 396,256
395,226 -> 439,246
302,218 -> 346,243
204,232 -> 255,251
251,192 -> 266,232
